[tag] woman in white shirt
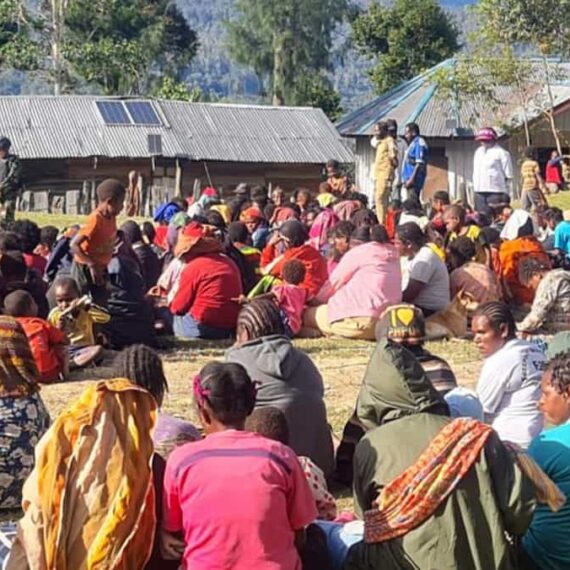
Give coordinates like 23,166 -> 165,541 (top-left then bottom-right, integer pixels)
472,301 -> 545,448
395,222 -> 450,316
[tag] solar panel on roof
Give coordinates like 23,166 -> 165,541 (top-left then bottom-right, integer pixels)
125,101 -> 161,125
96,101 -> 131,124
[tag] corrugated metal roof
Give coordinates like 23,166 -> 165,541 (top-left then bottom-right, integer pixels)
0,96 -> 353,164
337,59 -> 570,138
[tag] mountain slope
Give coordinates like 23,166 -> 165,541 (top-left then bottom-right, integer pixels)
177,0 -> 475,112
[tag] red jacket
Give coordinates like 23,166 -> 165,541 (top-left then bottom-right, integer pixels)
17,317 -> 67,383
169,253 -> 242,329
260,243 -> 328,297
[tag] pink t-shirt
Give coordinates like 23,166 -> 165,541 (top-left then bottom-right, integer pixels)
316,241 -> 402,323
273,284 -> 308,335
163,430 -> 317,570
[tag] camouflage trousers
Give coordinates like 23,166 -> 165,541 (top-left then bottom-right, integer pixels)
1,199 -> 16,223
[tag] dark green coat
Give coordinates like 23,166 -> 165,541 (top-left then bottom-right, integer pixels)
344,338 -> 536,570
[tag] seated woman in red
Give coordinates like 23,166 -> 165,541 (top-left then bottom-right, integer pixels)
260,220 -> 328,297
169,223 -> 243,340
161,362 -> 316,570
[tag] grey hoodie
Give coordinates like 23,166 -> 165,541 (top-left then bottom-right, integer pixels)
226,335 -> 334,475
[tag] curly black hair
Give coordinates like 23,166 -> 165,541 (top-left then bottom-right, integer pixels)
9,220 -> 41,254
245,407 -> 290,445
112,344 -> 169,405
282,259 -> 306,285
547,351 -> 570,394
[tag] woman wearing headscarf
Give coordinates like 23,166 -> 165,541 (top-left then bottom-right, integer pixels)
7,378 -> 157,570
0,316 -> 49,511
344,335 -> 536,570
170,222 -> 242,339
226,299 -> 334,475
498,209 -> 550,304
260,220 -> 328,297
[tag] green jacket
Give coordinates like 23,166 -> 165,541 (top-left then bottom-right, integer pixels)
0,154 -> 22,202
345,338 -> 536,570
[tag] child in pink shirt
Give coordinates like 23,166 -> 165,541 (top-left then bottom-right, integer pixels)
272,259 -> 308,337
161,362 -> 316,569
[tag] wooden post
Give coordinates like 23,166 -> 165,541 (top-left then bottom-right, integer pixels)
175,158 -> 182,197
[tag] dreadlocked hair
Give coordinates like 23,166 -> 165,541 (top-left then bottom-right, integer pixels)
237,298 -> 285,340
473,301 -> 516,339
518,256 -> 551,285
200,362 -> 256,424
112,344 -> 169,405
547,351 -> 570,394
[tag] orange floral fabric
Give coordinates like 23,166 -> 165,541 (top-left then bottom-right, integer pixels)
364,418 -> 493,544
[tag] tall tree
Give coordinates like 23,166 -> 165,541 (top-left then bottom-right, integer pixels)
473,0 -> 570,153
44,0 -> 199,95
351,0 -> 459,94
0,0 -> 42,71
226,0 -> 347,108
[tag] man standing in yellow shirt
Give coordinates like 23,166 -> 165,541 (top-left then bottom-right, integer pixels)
372,121 -> 398,223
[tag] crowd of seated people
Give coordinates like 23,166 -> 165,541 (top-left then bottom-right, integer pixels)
4,171 -> 570,569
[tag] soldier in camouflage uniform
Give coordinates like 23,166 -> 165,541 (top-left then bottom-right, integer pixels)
0,137 -> 22,224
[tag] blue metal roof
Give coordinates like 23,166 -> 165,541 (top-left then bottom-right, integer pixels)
337,58 -> 570,139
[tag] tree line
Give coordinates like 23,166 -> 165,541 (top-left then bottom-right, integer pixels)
2,0 -> 569,125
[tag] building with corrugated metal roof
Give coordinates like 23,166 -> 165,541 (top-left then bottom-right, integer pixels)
0,95 -> 353,214
338,58 -> 570,204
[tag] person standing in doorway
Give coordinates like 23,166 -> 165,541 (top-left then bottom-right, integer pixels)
0,137 -> 22,223
372,121 -> 398,223
401,123 -> 429,201
472,127 -> 513,212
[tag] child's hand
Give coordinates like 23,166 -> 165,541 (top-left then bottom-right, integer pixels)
56,316 -> 66,331
232,294 -> 248,305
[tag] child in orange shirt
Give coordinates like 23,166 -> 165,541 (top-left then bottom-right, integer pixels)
70,179 -> 125,304
3,289 -> 68,383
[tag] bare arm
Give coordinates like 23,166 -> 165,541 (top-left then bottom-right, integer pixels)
402,278 -> 426,304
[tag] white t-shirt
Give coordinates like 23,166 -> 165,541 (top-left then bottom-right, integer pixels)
473,144 -> 513,194
407,246 -> 450,311
477,339 -> 545,448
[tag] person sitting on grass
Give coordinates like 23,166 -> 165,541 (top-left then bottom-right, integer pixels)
227,299 -> 334,476
70,179 -> 126,305
10,219 -> 46,276
48,277 -> 109,369
0,316 -> 50,511
3,290 -> 68,383
34,225 -> 58,261
112,343 -> 201,459
522,352 -> 570,570
429,190 -> 450,236
395,222 -> 450,316
343,335 -> 535,570
448,236 -> 502,306
517,256 -> 570,335
326,221 -> 355,275
245,406 -> 337,522
161,362 -> 317,570
443,204 -> 490,265
260,220 -> 328,298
